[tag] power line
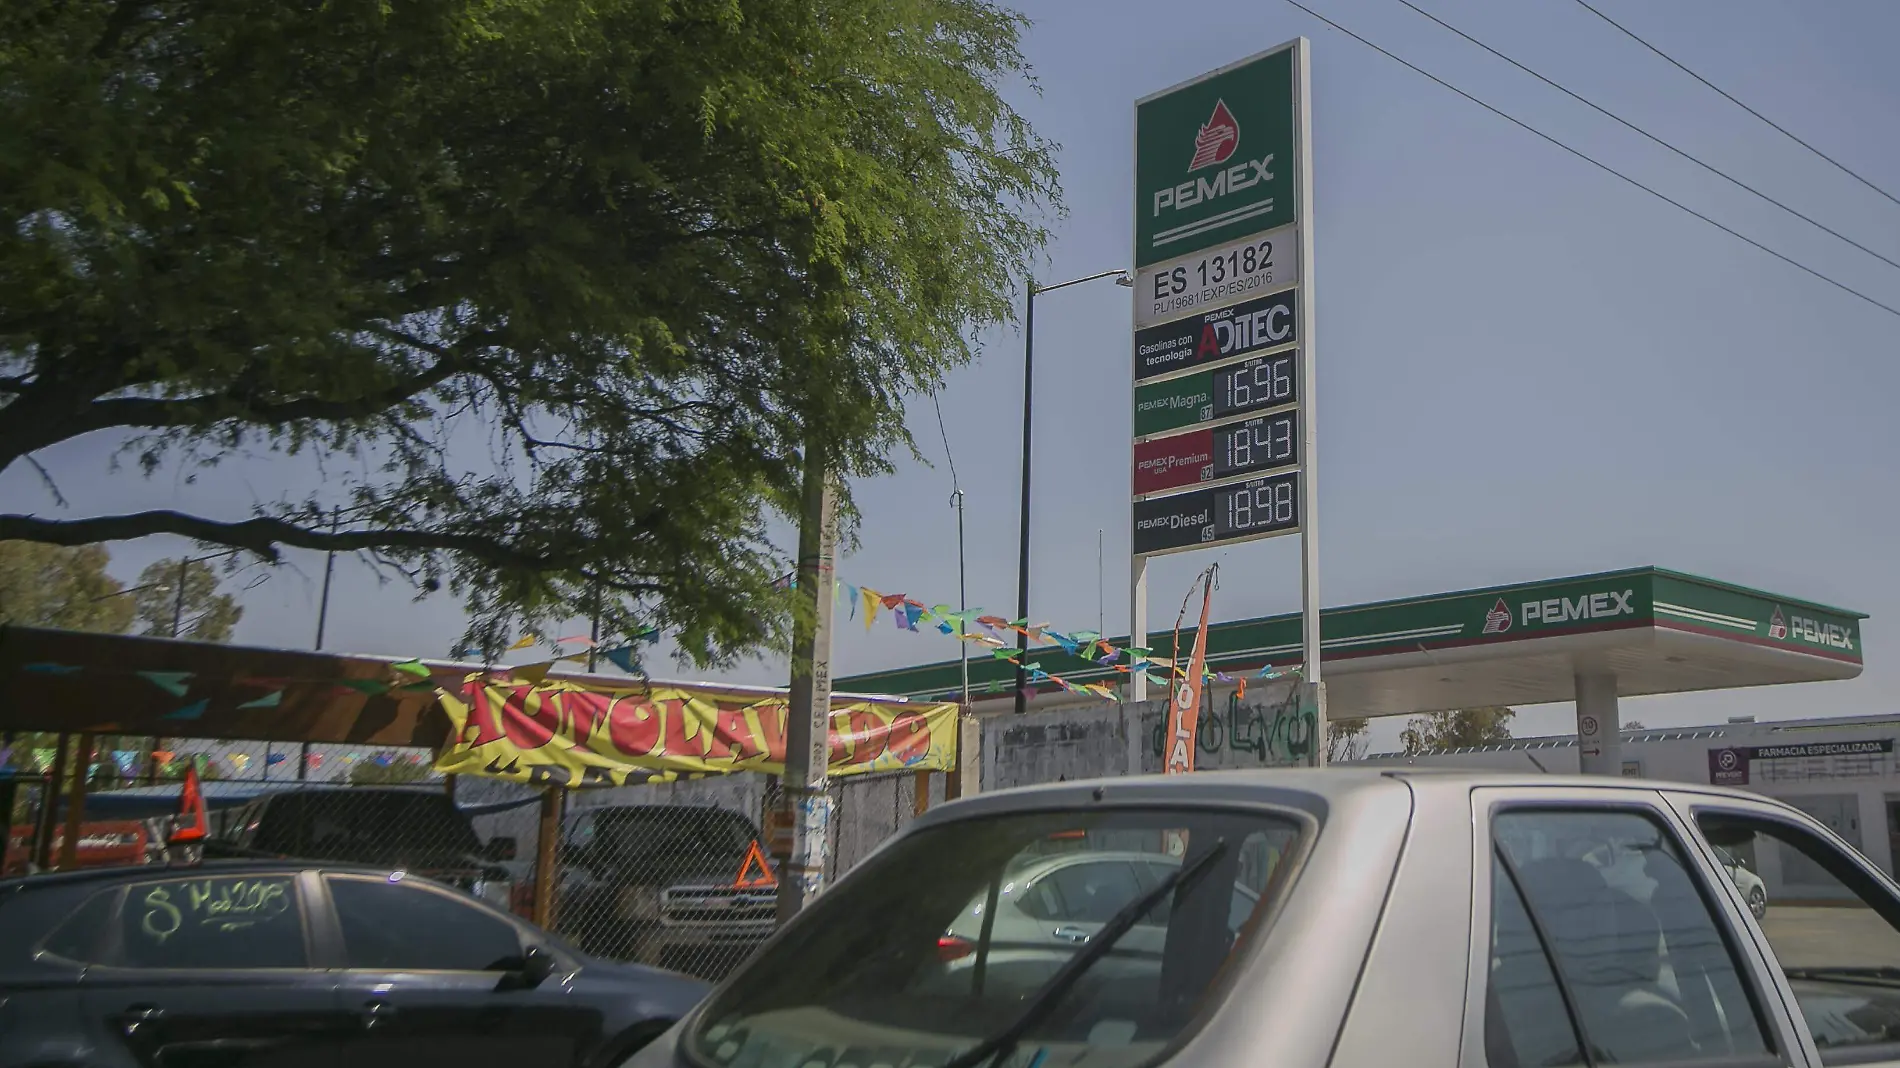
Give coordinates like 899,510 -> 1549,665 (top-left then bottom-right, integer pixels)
1399,0 -> 1900,276
1572,0 -> 1900,210
1278,0 -> 1900,320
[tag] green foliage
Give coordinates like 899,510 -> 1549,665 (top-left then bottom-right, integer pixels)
1401,706 -> 1517,755
132,558 -> 242,642
0,0 -> 1058,665
0,542 -> 136,632
1327,716 -> 1369,763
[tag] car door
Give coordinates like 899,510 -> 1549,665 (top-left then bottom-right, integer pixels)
1462,786 -> 1808,1068
319,872 -> 604,1068
1667,790 -> 1900,1068
75,869 -> 349,1068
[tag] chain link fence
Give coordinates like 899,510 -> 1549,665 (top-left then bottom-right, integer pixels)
2,734 -> 945,982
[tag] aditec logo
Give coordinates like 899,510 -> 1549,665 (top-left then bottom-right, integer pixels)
1189,99 -> 1240,170
1482,599 -> 1512,635
1768,607 -> 1788,640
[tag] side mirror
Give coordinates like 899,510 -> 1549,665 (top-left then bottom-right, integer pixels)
494,945 -> 559,991
485,837 -> 518,862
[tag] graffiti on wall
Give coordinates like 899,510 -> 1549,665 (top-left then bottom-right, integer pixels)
1147,686 -> 1314,767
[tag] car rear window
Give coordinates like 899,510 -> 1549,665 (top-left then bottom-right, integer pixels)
686,806 -> 1301,1068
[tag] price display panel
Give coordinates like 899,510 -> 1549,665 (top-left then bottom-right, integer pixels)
1133,471 -> 1302,556
1134,411 -> 1299,497
1133,350 -> 1299,439
1211,411 -> 1297,480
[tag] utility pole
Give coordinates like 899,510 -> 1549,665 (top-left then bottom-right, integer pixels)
775,448 -> 838,923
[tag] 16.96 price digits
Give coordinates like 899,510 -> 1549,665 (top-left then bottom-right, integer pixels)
1213,353 -> 1296,419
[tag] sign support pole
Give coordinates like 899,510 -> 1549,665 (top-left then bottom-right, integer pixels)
1291,38 -> 1326,767
777,449 -> 838,923
1130,558 -> 1149,704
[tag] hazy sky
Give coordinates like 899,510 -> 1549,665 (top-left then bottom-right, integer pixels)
9,0 -> 1898,752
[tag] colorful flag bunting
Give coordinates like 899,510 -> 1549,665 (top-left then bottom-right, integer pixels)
137,671 -> 193,697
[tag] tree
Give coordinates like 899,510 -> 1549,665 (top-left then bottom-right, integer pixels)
0,541 -> 136,632
1401,706 -> 1517,755
131,558 -> 242,642
0,0 -> 1057,664
1623,720 -> 1648,732
1327,717 -> 1369,763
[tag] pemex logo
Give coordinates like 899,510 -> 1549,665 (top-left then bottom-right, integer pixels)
1768,606 -> 1787,640
1482,598 -> 1512,635
1189,99 -> 1240,170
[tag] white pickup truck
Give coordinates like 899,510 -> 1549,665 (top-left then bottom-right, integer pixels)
629,769 -> 1900,1068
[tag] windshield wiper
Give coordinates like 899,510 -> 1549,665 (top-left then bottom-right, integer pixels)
1785,966 -> 1900,987
939,838 -> 1230,1068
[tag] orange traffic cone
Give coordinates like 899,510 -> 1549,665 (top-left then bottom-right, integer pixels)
168,765 -> 209,846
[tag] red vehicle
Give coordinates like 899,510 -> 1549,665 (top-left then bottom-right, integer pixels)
2,819 -> 152,876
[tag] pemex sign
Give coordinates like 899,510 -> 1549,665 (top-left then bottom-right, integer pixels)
1135,48 -> 1297,270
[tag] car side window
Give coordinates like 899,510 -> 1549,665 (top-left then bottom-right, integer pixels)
1485,808 -> 1773,1066
328,875 -> 522,971
41,887 -> 120,961
109,874 -> 306,969
1695,809 -> 1900,1063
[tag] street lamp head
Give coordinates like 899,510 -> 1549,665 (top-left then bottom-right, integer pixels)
1114,271 -> 1134,287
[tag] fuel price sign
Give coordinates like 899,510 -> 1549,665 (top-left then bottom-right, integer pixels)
1134,349 -> 1299,438
1133,471 -> 1302,556
1134,411 -> 1299,497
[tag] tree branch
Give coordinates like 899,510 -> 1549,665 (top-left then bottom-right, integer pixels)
0,509 -> 632,579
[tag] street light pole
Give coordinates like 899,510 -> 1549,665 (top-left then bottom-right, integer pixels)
1013,269 -> 1133,717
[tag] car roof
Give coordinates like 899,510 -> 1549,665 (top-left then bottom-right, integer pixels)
927,766 -> 1778,821
0,858 -> 424,896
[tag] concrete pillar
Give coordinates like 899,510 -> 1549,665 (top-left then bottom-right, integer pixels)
1575,672 -> 1621,776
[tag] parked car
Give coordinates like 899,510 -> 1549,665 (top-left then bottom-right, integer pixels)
0,859 -> 706,1068
557,805 -> 775,980
4,819 -> 154,876
207,786 -> 519,910
935,849 -> 1260,979
626,769 -> 1900,1068
1717,843 -> 1770,918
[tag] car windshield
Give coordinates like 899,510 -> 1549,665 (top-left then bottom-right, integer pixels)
685,806 -> 1301,1068
254,791 -> 480,858
595,808 -> 755,861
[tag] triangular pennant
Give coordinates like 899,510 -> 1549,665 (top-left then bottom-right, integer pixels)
22,662 -> 82,675
733,841 -> 778,888
164,699 -> 208,720
554,635 -> 596,648
507,634 -> 539,651
265,752 -> 287,766
138,671 -> 194,697
391,659 -> 433,678
513,661 -> 554,686
602,645 -> 639,674
169,765 -> 209,844
237,690 -> 283,710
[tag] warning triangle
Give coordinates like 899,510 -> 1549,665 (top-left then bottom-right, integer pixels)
732,840 -> 777,888
169,765 -> 209,845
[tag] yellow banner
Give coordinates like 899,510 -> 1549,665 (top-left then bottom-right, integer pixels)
435,676 -> 957,787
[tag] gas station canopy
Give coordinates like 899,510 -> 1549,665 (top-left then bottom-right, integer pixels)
836,567 -> 1866,718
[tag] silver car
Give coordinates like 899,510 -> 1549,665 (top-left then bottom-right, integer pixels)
629,769 -> 1900,1068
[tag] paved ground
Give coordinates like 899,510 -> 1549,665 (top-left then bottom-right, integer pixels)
1759,906 -> 1900,968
